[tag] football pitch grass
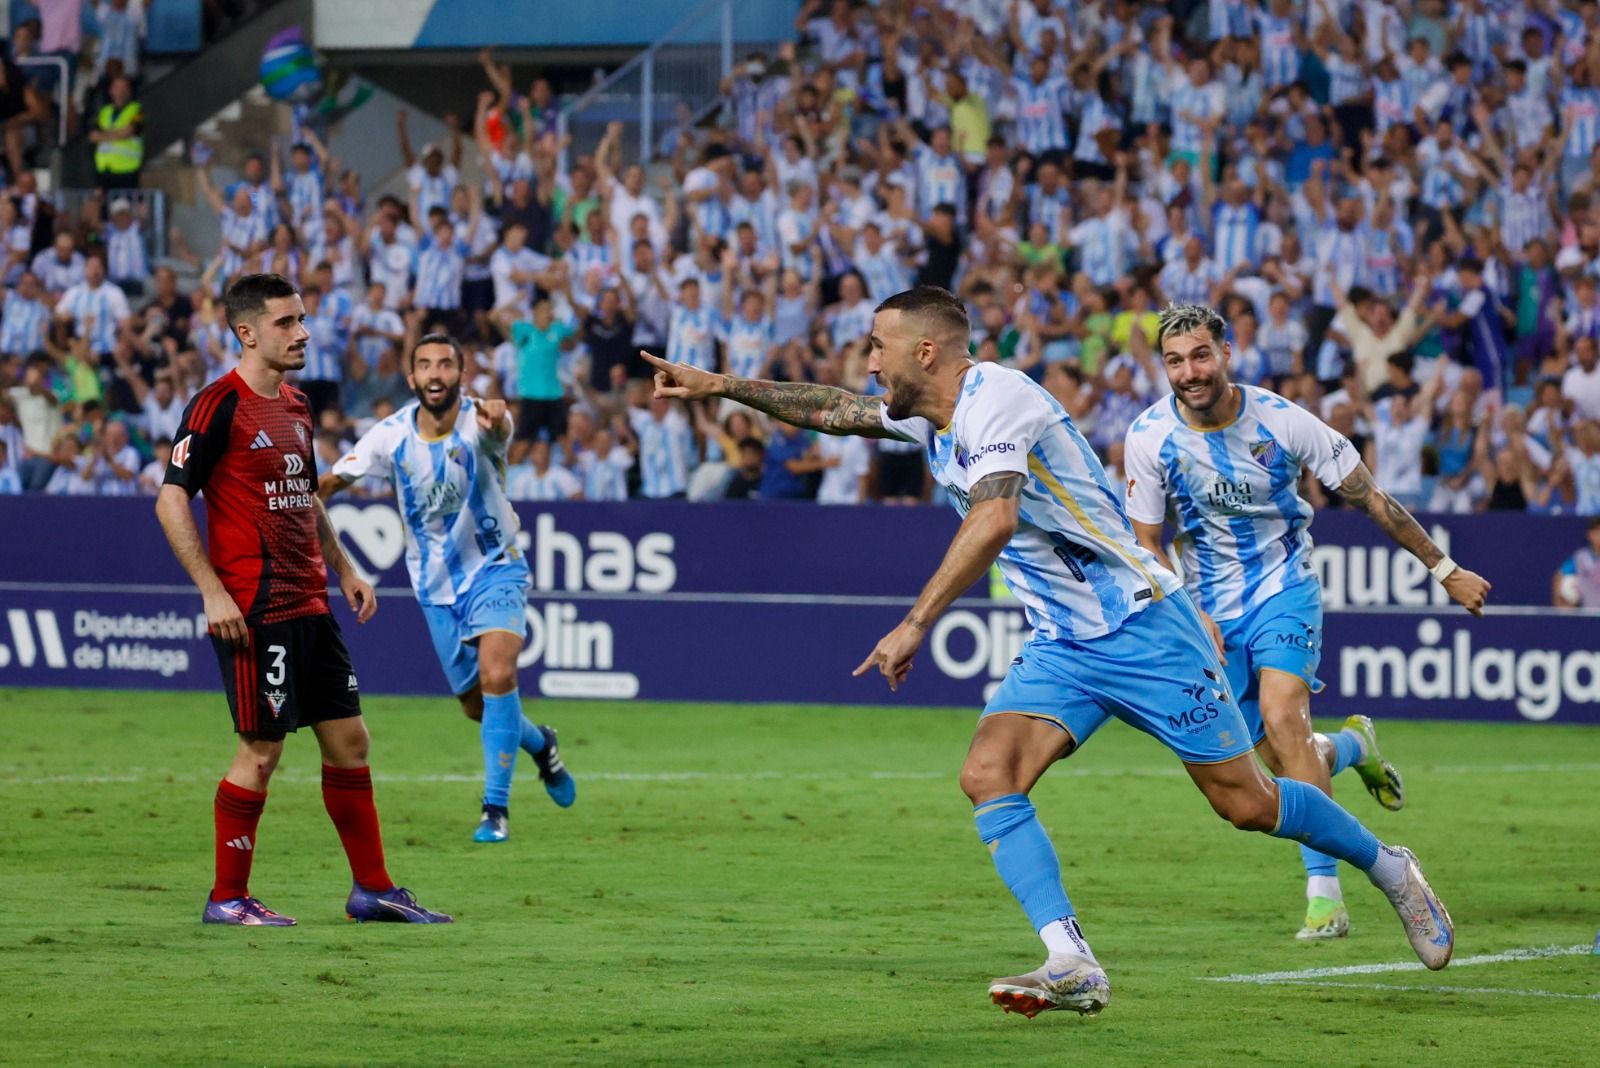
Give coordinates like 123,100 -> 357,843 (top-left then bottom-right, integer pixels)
2,688 -> 1597,1067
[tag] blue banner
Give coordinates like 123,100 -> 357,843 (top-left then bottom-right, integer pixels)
0,498 -> 1593,723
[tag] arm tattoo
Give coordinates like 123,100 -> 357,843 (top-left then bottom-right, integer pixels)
969,471 -> 1026,503
1337,462 -> 1443,567
720,378 -> 907,439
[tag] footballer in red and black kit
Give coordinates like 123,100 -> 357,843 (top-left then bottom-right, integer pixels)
156,272 -> 449,926
163,368 -> 353,736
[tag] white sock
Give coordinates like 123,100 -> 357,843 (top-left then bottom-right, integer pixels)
1366,845 -> 1408,893
1040,916 -> 1097,964
1307,875 -> 1343,902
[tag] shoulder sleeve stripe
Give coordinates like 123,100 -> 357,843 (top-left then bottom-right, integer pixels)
192,381 -> 235,433
186,380 -> 225,429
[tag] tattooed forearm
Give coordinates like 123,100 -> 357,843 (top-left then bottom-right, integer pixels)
719,378 -> 905,439
969,471 -> 1026,502
1338,462 -> 1443,567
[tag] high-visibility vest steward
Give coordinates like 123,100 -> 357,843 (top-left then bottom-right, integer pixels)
95,102 -> 143,174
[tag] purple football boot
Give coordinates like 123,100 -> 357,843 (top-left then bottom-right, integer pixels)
202,896 -> 297,926
345,884 -> 454,924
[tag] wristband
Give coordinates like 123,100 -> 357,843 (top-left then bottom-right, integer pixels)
1429,557 -> 1458,583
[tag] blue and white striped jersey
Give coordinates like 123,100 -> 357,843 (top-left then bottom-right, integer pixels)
219,207 -> 268,280
105,221 -> 148,283
1258,13 -> 1301,88
716,311 -> 774,379
912,144 -> 965,221
58,281 -> 131,354
828,299 -> 875,352
1123,385 -> 1360,622
413,235 -> 467,310
332,396 -> 527,607
1009,74 -> 1070,155
1073,93 -> 1118,165
1312,227 -> 1367,306
1499,181 -> 1550,254
300,301 -> 344,383
1562,87 -> 1600,160
852,241 -> 911,303
881,363 -> 1182,641
1169,73 -> 1224,155
1325,53 -> 1365,105
632,407 -> 694,499
667,303 -> 716,372
287,167 -> 323,232
1372,76 -> 1412,133
0,295 -> 48,356
1211,203 -> 1259,273
1160,256 -> 1220,305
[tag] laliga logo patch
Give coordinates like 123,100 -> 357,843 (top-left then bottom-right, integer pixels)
263,689 -> 287,717
171,434 -> 193,469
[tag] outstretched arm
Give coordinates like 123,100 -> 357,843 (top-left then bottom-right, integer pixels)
855,473 -> 1024,691
643,350 -> 908,438
1336,461 -> 1490,614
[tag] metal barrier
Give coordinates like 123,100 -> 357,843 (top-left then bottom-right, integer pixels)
17,56 -> 70,148
53,187 -> 168,261
556,0 -> 772,171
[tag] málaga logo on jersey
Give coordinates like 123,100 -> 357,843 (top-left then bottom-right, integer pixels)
1207,478 -> 1254,510
1249,439 -> 1281,469
283,453 -> 305,476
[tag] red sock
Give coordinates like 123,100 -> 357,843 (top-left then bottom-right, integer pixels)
212,779 -> 265,902
321,764 -> 394,891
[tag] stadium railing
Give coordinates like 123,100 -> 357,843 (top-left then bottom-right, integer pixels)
557,0 -> 770,171
55,188 -> 169,260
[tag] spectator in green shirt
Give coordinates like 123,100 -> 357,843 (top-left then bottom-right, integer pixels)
502,298 -> 576,442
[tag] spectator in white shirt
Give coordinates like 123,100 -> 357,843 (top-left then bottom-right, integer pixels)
1366,393 -> 1429,509
506,438 -> 583,501
1564,335 -> 1600,422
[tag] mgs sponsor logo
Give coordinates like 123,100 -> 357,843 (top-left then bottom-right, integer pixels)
1167,680 -> 1225,733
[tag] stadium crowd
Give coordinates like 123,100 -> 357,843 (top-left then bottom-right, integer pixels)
3,0 -> 1600,513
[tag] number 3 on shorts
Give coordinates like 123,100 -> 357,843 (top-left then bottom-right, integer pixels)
266,644 -> 287,686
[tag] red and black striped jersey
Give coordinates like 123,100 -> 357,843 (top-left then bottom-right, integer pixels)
163,370 -> 330,624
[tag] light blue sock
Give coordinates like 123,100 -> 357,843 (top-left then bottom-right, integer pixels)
1271,778 -> 1381,871
1328,730 -> 1364,775
1299,844 -> 1339,880
519,715 -> 547,756
480,690 -> 522,809
973,793 -> 1074,931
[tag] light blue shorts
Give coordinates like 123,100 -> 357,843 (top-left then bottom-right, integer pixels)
419,564 -> 531,696
1217,578 -> 1324,746
983,589 -> 1254,765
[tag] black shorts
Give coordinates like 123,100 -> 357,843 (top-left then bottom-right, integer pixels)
515,398 -> 568,442
462,277 -> 495,313
212,613 -> 362,739
876,450 -> 926,500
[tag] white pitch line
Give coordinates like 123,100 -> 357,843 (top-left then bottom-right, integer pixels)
8,761 -> 1600,788
1205,944 -> 1592,984
1266,979 -> 1600,1001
